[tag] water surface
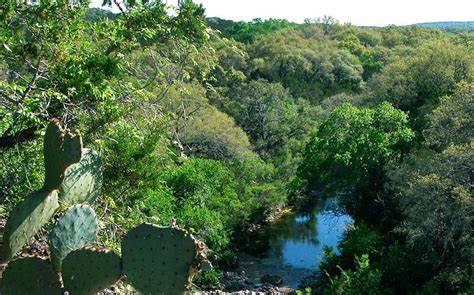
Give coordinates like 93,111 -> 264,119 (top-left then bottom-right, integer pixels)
238,198 -> 352,288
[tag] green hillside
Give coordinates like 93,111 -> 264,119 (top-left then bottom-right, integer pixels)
416,21 -> 474,32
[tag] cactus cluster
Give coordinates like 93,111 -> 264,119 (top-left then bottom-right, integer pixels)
0,120 -> 211,294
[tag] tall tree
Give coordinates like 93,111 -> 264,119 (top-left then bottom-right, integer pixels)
298,102 -> 414,221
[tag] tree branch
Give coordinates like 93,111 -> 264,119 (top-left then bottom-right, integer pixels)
20,56 -> 43,102
0,126 -> 40,149
113,0 -> 125,13
0,89 -> 18,105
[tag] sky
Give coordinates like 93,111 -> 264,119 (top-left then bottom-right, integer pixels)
92,0 -> 474,27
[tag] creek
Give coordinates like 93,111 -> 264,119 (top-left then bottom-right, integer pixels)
237,198 -> 352,289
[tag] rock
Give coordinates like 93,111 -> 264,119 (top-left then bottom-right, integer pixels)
260,274 -> 283,286
299,272 -> 320,290
221,271 -> 252,292
276,287 -> 295,294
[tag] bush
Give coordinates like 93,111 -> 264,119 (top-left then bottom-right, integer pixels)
193,269 -> 223,291
326,254 -> 387,295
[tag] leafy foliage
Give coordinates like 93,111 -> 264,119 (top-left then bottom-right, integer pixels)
1,2 -> 474,293
326,254 -> 386,295
423,82 -> 474,150
368,40 -> 474,122
298,102 -> 414,219
220,18 -> 297,43
247,28 -> 364,101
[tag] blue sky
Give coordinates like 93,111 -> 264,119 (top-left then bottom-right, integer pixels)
91,0 -> 474,26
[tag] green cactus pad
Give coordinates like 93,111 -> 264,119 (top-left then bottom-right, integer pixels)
1,190 -> 59,261
62,129 -> 83,169
122,224 -> 198,295
43,120 -> 64,189
62,248 -> 122,295
0,257 -> 61,295
60,148 -> 102,206
43,119 -> 82,190
49,204 -> 98,272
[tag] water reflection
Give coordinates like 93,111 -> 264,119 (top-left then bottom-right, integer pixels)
238,198 -> 352,288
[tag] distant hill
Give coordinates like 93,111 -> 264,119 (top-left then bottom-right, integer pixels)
206,17 -> 474,37
415,21 -> 474,32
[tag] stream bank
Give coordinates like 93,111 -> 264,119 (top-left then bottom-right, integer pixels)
228,198 -> 352,292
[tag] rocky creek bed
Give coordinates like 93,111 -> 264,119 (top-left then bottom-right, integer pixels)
220,198 -> 352,293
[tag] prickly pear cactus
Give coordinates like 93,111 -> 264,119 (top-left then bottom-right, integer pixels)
1,190 -> 59,261
122,224 -> 198,295
43,119 -> 82,190
49,204 -> 98,272
62,248 -> 122,295
0,257 -> 61,295
60,148 -> 102,206
62,128 -> 83,169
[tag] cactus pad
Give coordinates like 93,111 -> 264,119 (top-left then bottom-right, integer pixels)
62,248 -> 122,295
43,119 -> 82,190
49,204 -> 98,272
0,257 -> 61,295
62,129 -> 83,169
1,190 -> 59,261
60,148 -> 102,206
122,224 -> 198,295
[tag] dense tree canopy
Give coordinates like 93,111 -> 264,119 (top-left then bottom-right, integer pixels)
423,82 -> 474,150
298,102 -> 414,219
247,28 -> 364,101
1,2 -> 473,293
368,40 -> 474,121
